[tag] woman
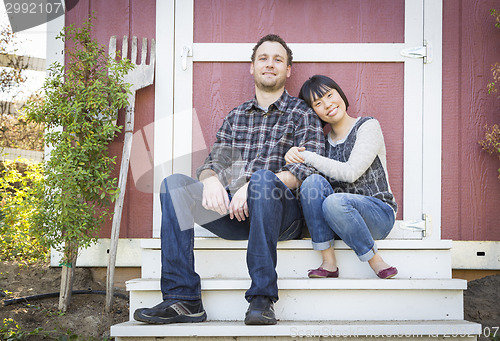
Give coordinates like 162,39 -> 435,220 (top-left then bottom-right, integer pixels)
285,75 -> 398,279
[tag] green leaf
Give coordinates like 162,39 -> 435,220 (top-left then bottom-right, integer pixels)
19,15 -> 132,273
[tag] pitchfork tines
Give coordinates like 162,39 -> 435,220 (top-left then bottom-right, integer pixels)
105,34 -> 155,313
108,35 -> 156,92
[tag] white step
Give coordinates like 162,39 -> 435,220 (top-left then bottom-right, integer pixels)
111,320 -> 481,341
140,238 -> 452,279
126,278 -> 466,321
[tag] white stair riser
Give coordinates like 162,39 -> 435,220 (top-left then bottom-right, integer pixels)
141,249 -> 451,279
116,337 -> 476,341
129,288 -> 463,321
112,319 -> 481,341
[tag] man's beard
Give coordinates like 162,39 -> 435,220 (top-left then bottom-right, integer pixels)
254,74 -> 286,92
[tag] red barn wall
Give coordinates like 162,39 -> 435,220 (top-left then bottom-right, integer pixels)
442,0 -> 500,241
64,0 -> 500,241
65,0 -> 155,238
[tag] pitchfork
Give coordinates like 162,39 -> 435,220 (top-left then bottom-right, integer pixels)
106,36 -> 155,312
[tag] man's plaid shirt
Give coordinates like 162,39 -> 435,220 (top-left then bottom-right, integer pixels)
196,90 -> 325,193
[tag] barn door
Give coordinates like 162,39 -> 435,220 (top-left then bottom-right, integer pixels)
153,0 -> 443,240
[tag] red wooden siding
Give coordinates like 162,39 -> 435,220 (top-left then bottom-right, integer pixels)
65,0 -> 156,238
442,0 -> 500,241
63,0 -> 500,241
194,0 -> 404,43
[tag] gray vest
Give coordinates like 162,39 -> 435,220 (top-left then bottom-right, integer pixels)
324,117 -> 398,213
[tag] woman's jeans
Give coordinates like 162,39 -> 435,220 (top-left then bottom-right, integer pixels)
299,174 -> 395,262
160,170 -> 303,303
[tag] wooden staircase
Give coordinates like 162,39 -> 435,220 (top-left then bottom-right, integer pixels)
110,238 -> 481,340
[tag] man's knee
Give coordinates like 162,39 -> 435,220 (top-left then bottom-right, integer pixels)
249,169 -> 282,195
249,169 -> 276,185
161,173 -> 192,195
248,170 -> 294,203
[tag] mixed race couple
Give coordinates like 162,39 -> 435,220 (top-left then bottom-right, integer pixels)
134,34 -> 398,326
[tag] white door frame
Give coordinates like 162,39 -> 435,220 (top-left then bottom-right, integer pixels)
153,0 -> 442,240
422,1 -> 443,240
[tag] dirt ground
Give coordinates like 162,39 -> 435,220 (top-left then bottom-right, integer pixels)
0,261 -> 499,340
0,261 -> 129,340
464,274 -> 500,341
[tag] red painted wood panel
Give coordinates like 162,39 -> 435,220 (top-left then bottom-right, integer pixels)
193,62 -> 404,220
63,0 -> 500,241
65,0 -> 155,238
442,0 -> 500,241
194,0 -> 404,43
124,0 -> 155,238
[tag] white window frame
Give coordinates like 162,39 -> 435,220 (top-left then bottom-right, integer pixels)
153,0 -> 442,240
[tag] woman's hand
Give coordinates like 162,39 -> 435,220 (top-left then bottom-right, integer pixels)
285,146 -> 306,164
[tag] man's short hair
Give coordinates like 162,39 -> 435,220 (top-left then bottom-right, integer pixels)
251,34 -> 293,66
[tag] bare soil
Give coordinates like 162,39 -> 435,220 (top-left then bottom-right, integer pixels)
0,261 -> 499,340
0,261 -> 128,340
464,274 -> 500,340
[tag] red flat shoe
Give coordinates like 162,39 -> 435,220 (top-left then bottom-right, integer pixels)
307,267 -> 339,278
377,266 -> 398,279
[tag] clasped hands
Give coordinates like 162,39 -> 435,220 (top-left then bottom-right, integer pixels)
201,176 -> 249,222
201,146 -> 305,221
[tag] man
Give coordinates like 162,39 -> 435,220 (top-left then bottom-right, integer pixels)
134,34 -> 324,325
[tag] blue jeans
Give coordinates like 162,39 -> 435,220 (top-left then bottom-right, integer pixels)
299,174 -> 395,262
160,170 -> 303,303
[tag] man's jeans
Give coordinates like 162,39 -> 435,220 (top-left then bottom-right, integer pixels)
299,174 -> 395,262
160,169 -> 303,303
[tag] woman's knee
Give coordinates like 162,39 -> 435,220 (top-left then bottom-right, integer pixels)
301,174 -> 325,190
322,193 -> 352,216
300,174 -> 327,199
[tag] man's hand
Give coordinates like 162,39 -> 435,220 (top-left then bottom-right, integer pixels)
229,182 -> 249,221
200,173 -> 229,216
285,146 -> 306,164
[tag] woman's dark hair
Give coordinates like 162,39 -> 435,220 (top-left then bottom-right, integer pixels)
299,75 -> 349,109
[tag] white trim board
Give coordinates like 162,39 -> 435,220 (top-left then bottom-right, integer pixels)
421,0 -> 443,240
452,241 -> 500,270
51,239 -> 500,270
50,239 -> 142,267
402,0 -> 424,225
192,43 -> 406,62
152,0 -> 175,237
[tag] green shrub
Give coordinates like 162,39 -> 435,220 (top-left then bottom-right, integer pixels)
23,17 -> 133,264
0,159 -> 48,263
